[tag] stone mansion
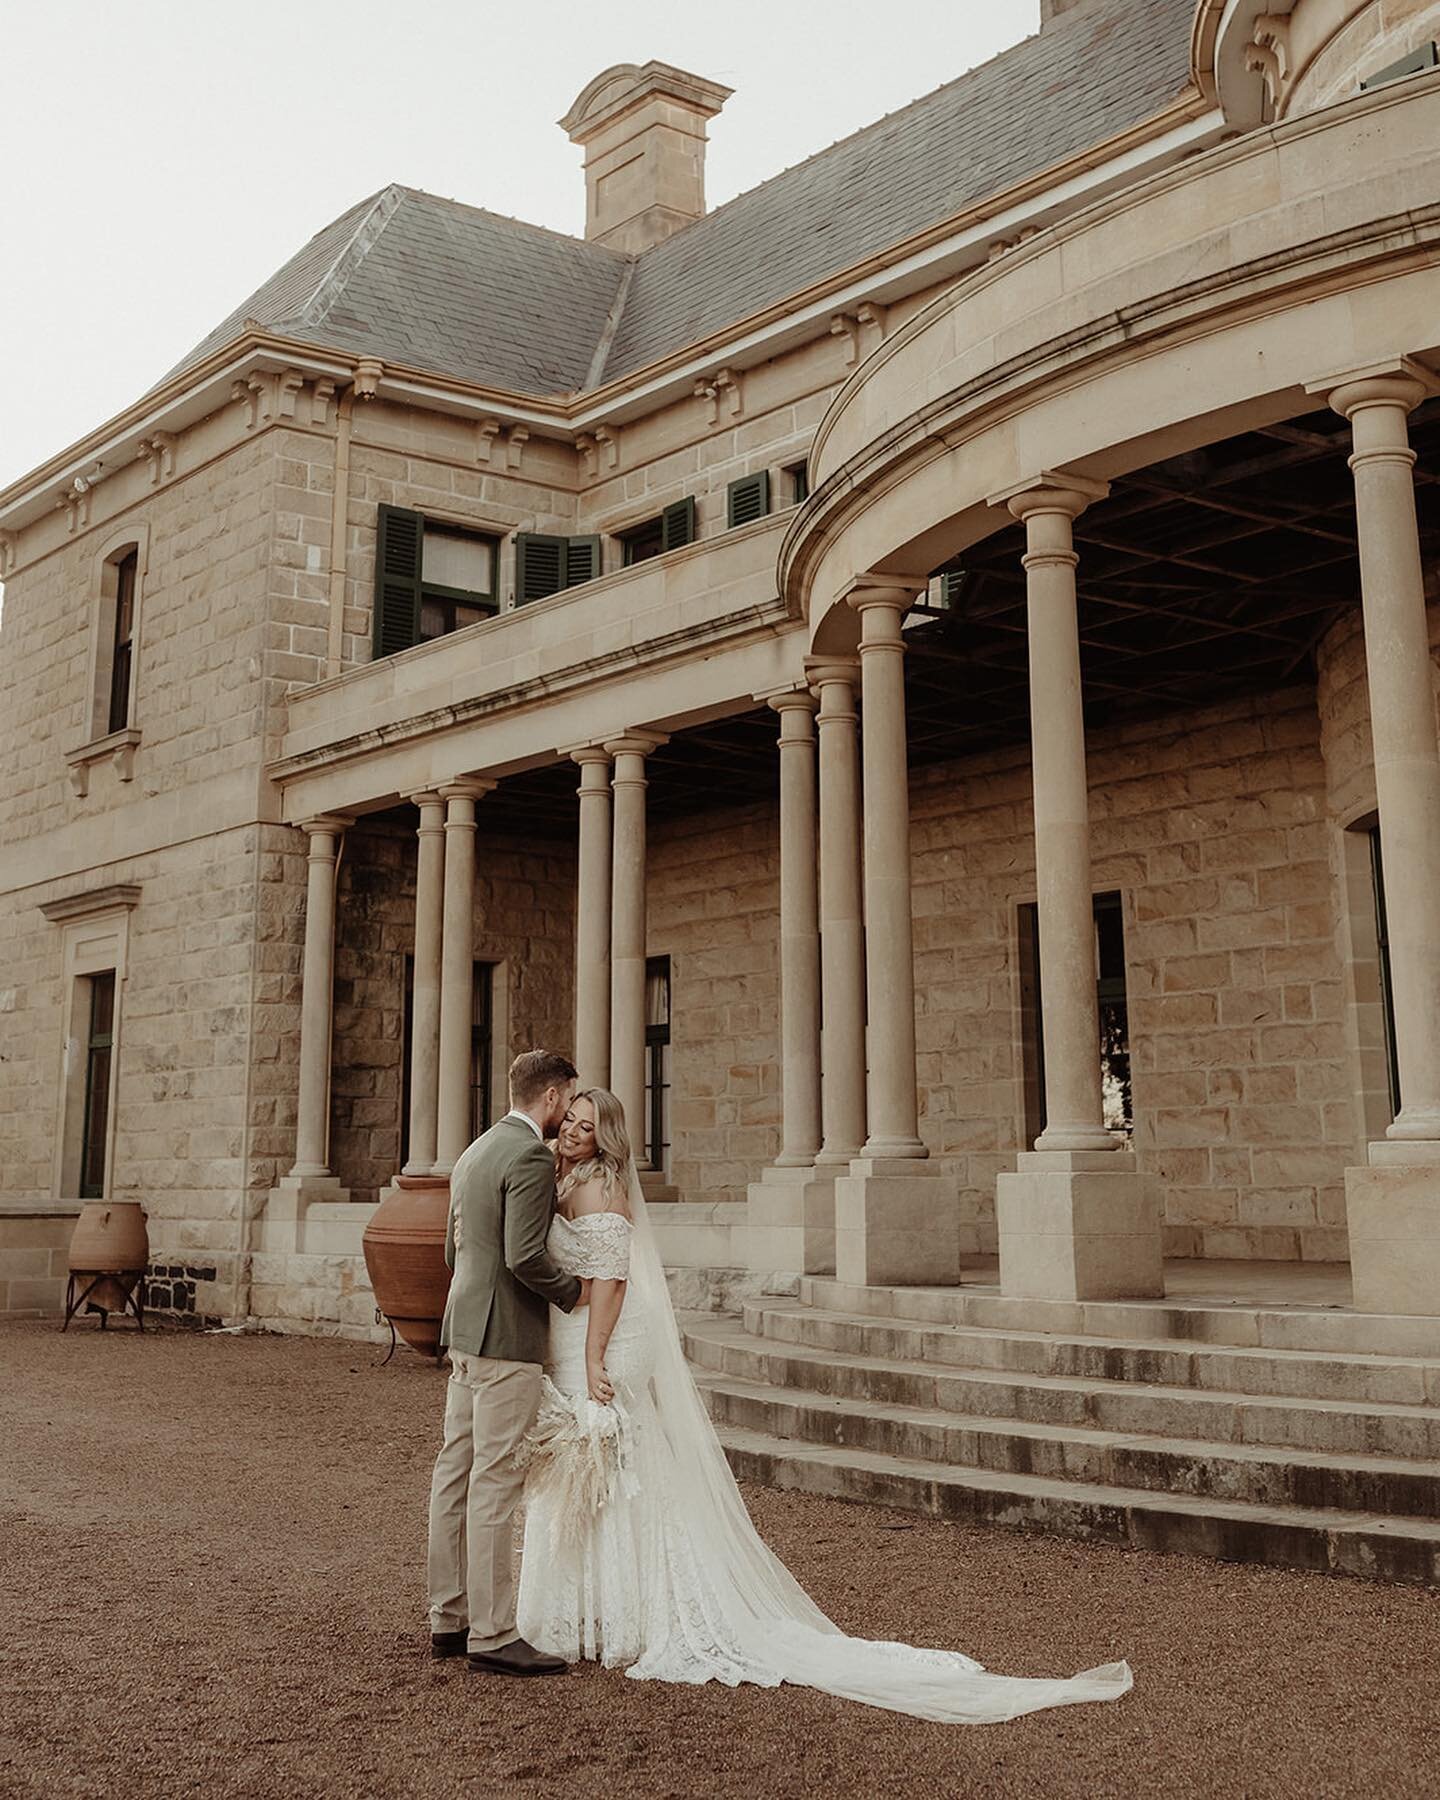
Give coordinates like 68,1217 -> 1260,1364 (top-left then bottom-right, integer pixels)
5,0 -> 1440,1369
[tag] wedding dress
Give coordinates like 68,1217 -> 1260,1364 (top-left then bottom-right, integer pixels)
515,1166 -> 1132,1724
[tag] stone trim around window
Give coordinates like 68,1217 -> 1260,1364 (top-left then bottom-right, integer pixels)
63,726 -> 143,798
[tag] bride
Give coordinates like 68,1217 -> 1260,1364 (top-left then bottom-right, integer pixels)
515,1088 -> 1132,1725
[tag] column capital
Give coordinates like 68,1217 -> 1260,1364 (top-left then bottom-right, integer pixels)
297,813 -> 353,842
843,572 -> 921,614
989,470 -> 1109,522
564,742 -> 614,768
803,654 -> 860,690
603,731 -> 669,758
437,777 -> 495,800
1306,356 -> 1439,419
407,789 -> 445,817
760,685 -> 820,718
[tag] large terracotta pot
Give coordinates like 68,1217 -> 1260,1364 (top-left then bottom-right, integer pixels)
68,1200 -> 149,1314
363,1176 -> 451,1358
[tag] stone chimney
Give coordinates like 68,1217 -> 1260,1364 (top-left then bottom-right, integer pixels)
561,61 -> 734,254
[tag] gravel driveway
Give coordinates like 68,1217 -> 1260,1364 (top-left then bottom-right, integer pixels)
1,1320 -> 1435,1800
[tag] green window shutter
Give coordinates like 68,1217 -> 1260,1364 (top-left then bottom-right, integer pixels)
515,532 -> 566,603
939,570 -> 966,609
661,497 -> 696,552
726,471 -> 770,529
373,504 -> 423,659
564,535 -> 602,588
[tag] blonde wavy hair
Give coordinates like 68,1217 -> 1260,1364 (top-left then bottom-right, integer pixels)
557,1087 -> 634,1214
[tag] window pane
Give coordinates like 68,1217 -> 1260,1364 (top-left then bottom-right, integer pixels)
622,519 -> 665,566
645,960 -> 670,1029
422,528 -> 493,595
90,971 -> 115,1040
419,599 -> 449,641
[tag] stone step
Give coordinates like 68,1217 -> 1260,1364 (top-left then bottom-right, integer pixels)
739,1302 -> 1440,1407
697,1372 -> 1440,1519
800,1276 -> 1440,1360
681,1317 -> 1440,1459
716,1424 -> 1440,1586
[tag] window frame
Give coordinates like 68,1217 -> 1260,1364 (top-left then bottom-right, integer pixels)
79,972 -> 117,1199
618,498 -> 696,568
643,954 -> 672,1174
373,505 -> 504,659
68,529 -> 149,790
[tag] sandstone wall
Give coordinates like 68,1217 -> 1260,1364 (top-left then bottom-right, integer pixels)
325,821 -> 578,1206
645,686 -> 1356,1260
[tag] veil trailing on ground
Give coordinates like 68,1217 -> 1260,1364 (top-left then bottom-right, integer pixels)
621,1160 -> 1133,1725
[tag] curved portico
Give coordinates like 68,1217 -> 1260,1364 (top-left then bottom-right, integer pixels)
783,74 -> 1440,1311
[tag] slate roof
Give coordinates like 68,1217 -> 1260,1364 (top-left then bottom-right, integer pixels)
168,0 -> 1196,398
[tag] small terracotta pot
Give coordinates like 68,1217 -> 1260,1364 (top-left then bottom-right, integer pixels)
363,1176 -> 451,1358
68,1201 -> 149,1313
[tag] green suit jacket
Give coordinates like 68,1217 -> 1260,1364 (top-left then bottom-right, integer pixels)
439,1115 -> 582,1364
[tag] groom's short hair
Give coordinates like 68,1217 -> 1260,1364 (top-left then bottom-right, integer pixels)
509,1049 -> 578,1106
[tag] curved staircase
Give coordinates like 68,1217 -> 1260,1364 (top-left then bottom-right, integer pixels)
683,1275 -> 1440,1584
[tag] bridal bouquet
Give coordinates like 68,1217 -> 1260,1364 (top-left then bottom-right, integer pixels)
516,1376 -> 638,1548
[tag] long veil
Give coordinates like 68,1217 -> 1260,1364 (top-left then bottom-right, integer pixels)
623,1160 -> 1133,1724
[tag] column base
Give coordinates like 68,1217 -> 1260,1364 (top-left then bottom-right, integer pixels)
834,1158 -> 961,1287
743,1164 -> 837,1280
1345,1142 -> 1440,1316
258,1174 -> 351,1254
996,1150 -> 1159,1301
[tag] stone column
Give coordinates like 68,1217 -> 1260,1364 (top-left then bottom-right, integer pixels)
807,659 -> 867,1167
745,688 -> 833,1281
291,814 -> 351,1178
402,792 -> 446,1174
990,475 -> 1160,1301
822,590 -> 958,1290
1322,364 -> 1440,1314
772,692 -> 823,1166
851,583 -> 927,1159
435,779 -> 494,1173
572,746 -> 613,1088
607,734 -> 666,1154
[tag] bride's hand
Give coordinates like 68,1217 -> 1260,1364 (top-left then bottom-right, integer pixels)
587,1358 -> 614,1405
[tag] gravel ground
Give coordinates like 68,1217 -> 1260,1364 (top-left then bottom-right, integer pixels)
1,1320 -> 1436,1800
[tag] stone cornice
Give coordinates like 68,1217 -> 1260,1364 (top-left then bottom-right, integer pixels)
39,883 -> 143,923
783,77 -> 1440,618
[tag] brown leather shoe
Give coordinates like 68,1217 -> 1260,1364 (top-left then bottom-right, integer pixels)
430,1629 -> 470,1659
468,1637 -> 568,1676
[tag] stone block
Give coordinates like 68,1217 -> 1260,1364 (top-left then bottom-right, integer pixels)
744,1167 -> 837,1279
997,1153 -> 1161,1301
833,1165 -> 960,1287
1346,1148 -> 1440,1316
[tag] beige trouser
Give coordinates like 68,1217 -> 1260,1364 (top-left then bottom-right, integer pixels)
426,1351 -> 542,1652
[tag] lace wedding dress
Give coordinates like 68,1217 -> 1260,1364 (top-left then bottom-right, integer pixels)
515,1171 -> 1133,1724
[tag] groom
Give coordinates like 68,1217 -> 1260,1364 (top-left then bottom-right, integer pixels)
426,1048 -> 583,1676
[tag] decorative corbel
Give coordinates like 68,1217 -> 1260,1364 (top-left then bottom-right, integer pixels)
309,379 -> 337,427
136,432 -> 177,487
575,432 -> 598,478
693,378 -> 720,424
353,357 -> 383,401
55,488 -> 91,534
67,761 -> 89,799
506,426 -> 530,471
476,417 -> 503,464
594,425 -> 619,469
0,530 -> 16,578
712,368 -> 743,419
231,379 -> 260,429
856,302 -> 887,346
276,369 -> 306,420
830,314 -> 861,365
112,738 -> 137,782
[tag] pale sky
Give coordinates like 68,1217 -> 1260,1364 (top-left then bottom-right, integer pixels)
0,0 -> 1040,490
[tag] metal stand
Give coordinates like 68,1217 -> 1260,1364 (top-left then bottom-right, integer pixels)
376,1307 -> 398,1366
63,1271 -> 146,1332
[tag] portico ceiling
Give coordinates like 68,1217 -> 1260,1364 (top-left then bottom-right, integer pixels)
467,400 -> 1440,834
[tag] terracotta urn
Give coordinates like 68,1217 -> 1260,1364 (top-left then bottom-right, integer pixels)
68,1200 -> 149,1314
362,1175 -> 452,1358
